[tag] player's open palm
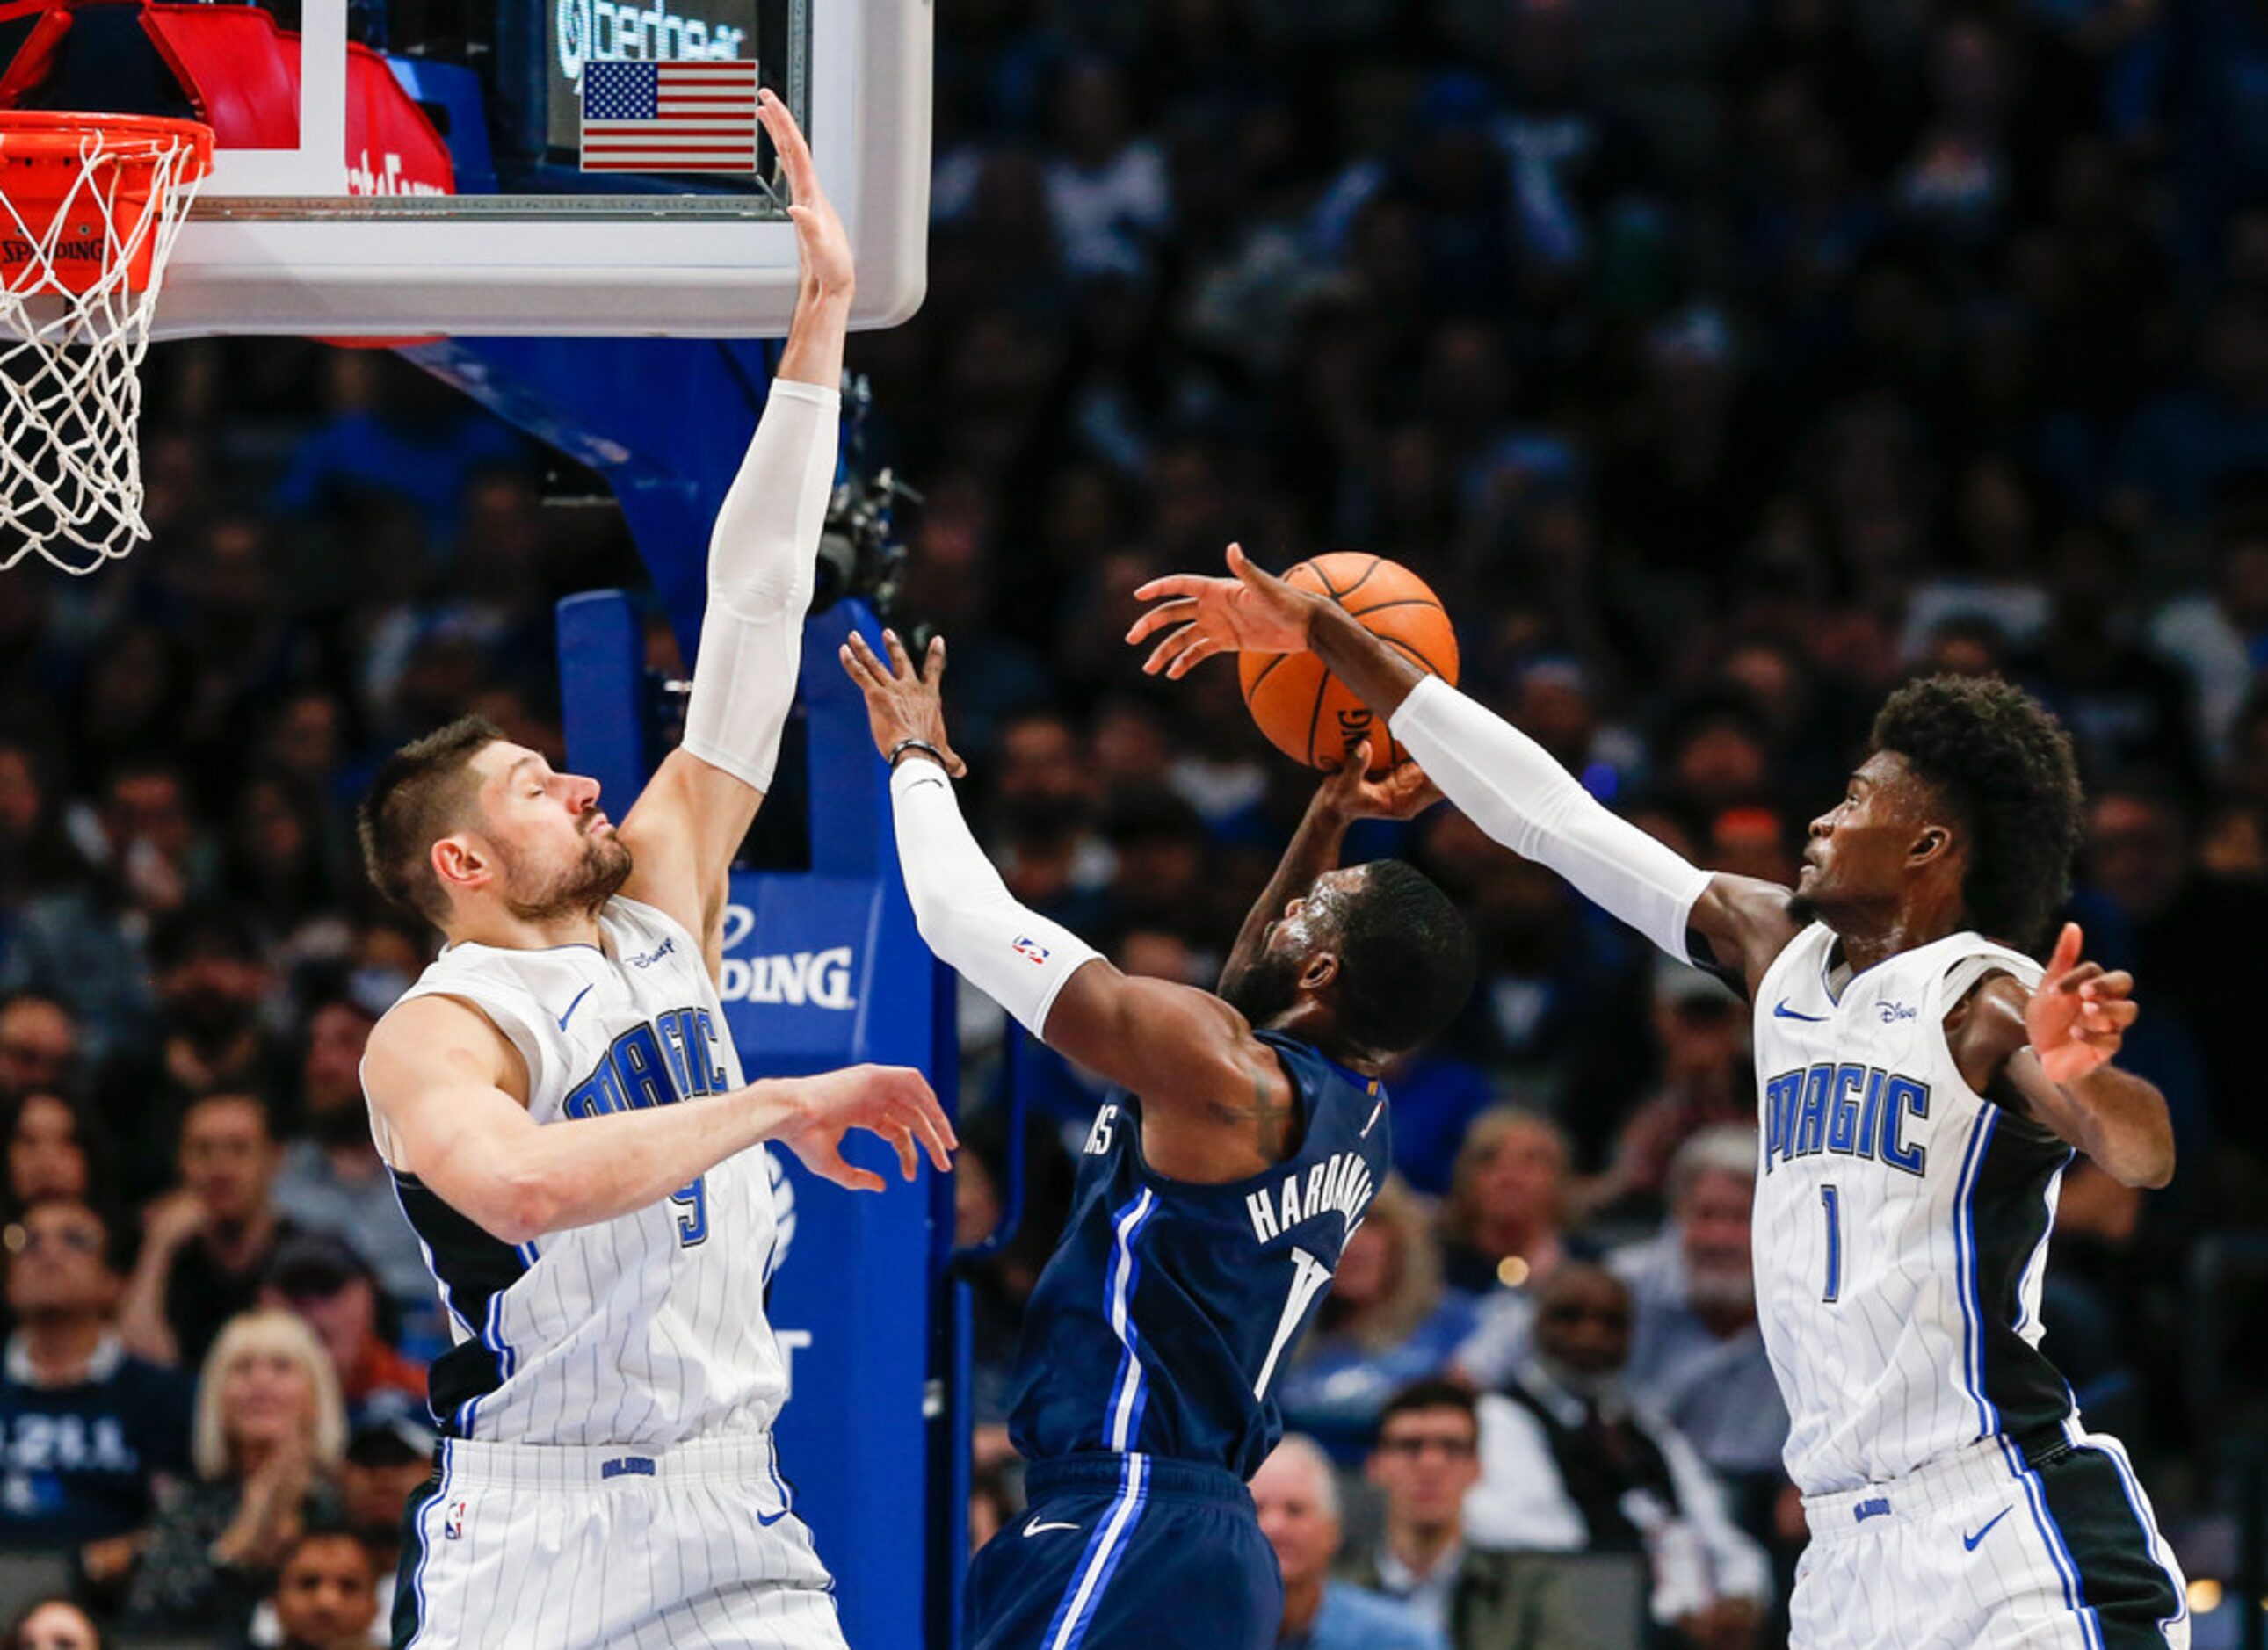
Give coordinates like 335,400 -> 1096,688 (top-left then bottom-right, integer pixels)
757,90 -> 851,297
2027,922 -> 2139,1086
776,1062 -> 955,1192
840,628 -> 967,775
1127,543 -> 1318,678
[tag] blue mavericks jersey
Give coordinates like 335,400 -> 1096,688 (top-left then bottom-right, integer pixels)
1010,1031 -> 1392,1480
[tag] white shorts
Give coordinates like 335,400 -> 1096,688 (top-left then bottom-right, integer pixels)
1792,1432 -> 2189,1650
393,1432 -> 847,1650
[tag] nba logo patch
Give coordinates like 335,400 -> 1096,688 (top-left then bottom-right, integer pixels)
444,1501 -> 467,1540
1012,936 -> 1050,966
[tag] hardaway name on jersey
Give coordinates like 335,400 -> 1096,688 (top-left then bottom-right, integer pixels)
1010,1031 -> 1393,1480
380,896 -> 790,1450
1752,923 -> 2076,1496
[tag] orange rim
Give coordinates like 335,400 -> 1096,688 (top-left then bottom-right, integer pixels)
0,112 -> 214,178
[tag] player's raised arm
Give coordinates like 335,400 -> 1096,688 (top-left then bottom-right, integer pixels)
616,90 -> 853,966
1945,922 -> 2175,1188
1127,546 -> 1804,992
841,630 -> 1445,1181
362,994 -> 952,1245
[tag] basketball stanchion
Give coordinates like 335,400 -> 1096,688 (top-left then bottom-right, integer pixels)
0,112 -> 213,573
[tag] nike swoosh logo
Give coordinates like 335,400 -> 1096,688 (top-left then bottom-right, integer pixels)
1024,1519 -> 1080,1537
1772,999 -> 1828,1022
1963,1508 -> 2011,1551
556,983 -> 595,1031
757,1508 -> 790,1527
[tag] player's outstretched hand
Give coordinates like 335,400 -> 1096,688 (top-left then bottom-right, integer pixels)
757,89 -> 851,299
1318,734 -> 1442,822
2026,922 -> 2139,1086
776,1062 -> 955,1192
840,629 -> 968,776
1127,543 -> 1323,679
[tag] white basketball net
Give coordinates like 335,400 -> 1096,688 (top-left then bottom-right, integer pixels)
0,125 -> 207,575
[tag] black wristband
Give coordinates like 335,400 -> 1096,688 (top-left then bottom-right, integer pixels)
888,737 -> 950,771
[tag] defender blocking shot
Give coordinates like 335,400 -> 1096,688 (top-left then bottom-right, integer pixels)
1131,546 -> 2189,1649
356,96 -> 955,1650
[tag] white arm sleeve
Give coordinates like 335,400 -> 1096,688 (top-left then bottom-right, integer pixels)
889,760 -> 1103,1038
1389,675 -> 1713,961
678,378 -> 841,793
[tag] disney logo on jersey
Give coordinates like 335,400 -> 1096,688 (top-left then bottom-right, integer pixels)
1878,1001 -> 1917,1023
1764,1062 -> 1930,1177
1246,1150 -> 1376,1246
628,937 -> 676,968
714,906 -> 858,1010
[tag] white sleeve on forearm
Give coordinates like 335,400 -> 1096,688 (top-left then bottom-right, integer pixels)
889,760 -> 1103,1037
1389,674 -> 1712,961
678,378 -> 840,793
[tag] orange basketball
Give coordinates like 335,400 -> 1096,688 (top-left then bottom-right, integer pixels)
1238,553 -> 1460,773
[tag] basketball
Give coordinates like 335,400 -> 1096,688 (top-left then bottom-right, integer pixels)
1237,553 -> 1460,773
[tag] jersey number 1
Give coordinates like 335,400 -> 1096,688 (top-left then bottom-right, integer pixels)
1820,1183 -> 1841,1304
1253,1247 -> 1335,1398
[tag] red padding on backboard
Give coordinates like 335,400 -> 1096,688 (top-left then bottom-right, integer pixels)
137,3 -> 453,194
0,0 -> 452,195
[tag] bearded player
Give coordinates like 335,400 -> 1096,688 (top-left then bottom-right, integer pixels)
356,95 -> 955,1650
840,628 -> 1474,1650
1130,546 -> 2188,1649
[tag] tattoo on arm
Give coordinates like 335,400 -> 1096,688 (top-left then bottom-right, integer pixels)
1204,1057 -> 1301,1162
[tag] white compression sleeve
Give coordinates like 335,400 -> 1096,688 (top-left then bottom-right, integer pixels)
889,759 -> 1102,1038
1389,674 -> 1713,960
678,377 -> 840,793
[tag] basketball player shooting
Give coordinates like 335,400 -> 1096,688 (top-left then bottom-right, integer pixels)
838,628 -> 1475,1650
354,94 -> 953,1650
1129,546 -> 2190,1649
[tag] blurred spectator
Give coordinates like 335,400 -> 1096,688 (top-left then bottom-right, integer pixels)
1277,1178 -> 1479,1464
1578,966 -> 1753,1224
2148,510 -> 2268,763
0,996 -> 79,1105
1437,1105 -> 1572,1299
110,905 -> 289,1131
257,1235 -> 423,1412
327,1400 -> 432,1643
1608,1128 -> 1789,1526
1337,1378 -> 1613,1648
0,1092 -> 113,1222
269,998 -> 429,1320
3,760 -> 212,1067
256,1525 -> 378,1650
1467,1263 -> 1770,1649
122,1094 -> 301,1370
124,1310 -> 345,1637
4,1599 -> 100,1650
0,1199 -> 192,1576
1251,1433 -> 1446,1650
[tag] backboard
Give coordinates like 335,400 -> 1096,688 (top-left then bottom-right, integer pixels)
0,0 -> 929,337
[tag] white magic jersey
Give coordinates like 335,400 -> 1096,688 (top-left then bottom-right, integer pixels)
382,896 -> 789,1451
1753,923 -> 2076,1497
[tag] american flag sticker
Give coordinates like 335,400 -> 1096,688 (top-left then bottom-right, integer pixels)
580,60 -> 763,174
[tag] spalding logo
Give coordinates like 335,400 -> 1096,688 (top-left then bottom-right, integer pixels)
715,905 -> 857,1010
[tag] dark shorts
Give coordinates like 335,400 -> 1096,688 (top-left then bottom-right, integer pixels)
967,1452 -> 1281,1650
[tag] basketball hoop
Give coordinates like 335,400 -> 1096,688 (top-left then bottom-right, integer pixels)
0,112 -> 213,575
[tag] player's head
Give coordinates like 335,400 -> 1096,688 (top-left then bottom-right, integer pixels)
1791,675 -> 2082,951
1221,858 -> 1475,1064
357,717 -> 630,933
